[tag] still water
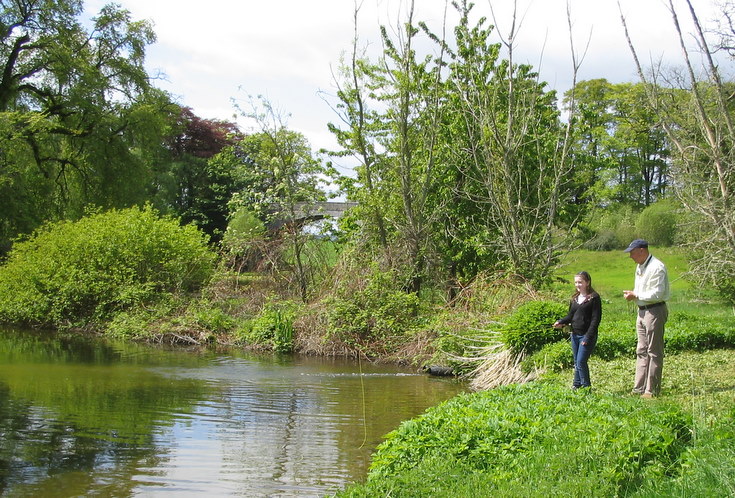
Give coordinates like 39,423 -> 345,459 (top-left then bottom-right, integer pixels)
0,328 -> 466,497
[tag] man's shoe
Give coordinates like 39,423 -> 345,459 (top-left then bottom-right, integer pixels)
641,393 -> 654,399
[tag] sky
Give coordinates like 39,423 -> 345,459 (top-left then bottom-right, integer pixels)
84,0 -> 721,176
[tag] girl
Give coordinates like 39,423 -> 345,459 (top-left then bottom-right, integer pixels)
553,271 -> 602,389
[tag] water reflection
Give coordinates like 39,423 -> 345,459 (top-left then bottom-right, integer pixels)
0,328 -> 466,496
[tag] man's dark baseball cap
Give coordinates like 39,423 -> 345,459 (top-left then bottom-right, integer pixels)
624,239 -> 649,252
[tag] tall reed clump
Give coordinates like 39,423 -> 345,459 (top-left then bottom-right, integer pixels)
237,299 -> 298,353
467,300 -> 567,390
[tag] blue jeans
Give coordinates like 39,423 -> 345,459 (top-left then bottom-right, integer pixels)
571,334 -> 595,387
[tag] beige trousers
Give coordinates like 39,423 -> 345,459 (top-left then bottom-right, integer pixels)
633,304 -> 668,396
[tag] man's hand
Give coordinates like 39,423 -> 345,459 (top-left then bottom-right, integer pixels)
623,290 -> 636,301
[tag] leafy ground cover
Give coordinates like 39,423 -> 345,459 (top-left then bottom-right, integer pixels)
337,350 -> 735,497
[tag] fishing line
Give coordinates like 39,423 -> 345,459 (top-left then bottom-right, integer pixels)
358,351 -> 368,449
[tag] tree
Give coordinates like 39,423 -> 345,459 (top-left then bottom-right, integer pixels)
152,107 -> 241,241
329,0 -> 450,295
567,80 -> 671,209
0,0 -> 173,252
228,95 -> 334,301
437,0 -> 577,286
328,0 -> 580,292
325,4 -> 389,249
564,79 -> 617,211
622,0 -> 735,302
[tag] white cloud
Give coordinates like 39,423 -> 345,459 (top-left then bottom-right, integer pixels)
84,0 -> 721,163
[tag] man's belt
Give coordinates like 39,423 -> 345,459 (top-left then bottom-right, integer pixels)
638,301 -> 666,311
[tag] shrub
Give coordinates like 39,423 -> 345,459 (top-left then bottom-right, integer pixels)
583,230 -> 619,251
221,206 -> 267,270
0,206 -> 216,327
594,318 -> 636,360
665,311 -> 735,352
527,339 -> 572,371
325,265 -> 420,346
501,300 -> 568,355
635,199 -> 679,246
192,305 -> 238,334
582,204 -> 638,250
362,383 -> 692,495
238,299 -> 298,353
526,311 -> 735,370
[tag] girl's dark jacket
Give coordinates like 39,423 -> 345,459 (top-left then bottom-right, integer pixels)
558,292 -> 602,345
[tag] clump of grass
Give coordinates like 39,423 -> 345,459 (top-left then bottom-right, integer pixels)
464,332 -> 537,390
458,301 -> 565,390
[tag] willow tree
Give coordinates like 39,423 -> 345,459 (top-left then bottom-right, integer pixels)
0,0 -> 173,252
622,0 -> 735,301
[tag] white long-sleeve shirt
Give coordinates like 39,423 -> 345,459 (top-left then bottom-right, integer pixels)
634,254 -> 670,307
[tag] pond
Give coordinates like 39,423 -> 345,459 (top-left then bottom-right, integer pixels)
0,328 -> 466,496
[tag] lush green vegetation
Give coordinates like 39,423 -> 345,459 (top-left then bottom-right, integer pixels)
336,350 -> 735,496
523,248 -> 735,371
502,300 -> 568,355
0,206 -> 215,329
1,2 -> 734,494
332,246 -> 735,495
1,1 -> 733,353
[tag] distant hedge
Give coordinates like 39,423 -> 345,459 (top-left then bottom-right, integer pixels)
0,206 -> 216,328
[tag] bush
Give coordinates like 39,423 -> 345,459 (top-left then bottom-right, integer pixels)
238,299 -> 298,353
358,383 -> 692,496
583,230 -> 619,251
636,199 -> 679,246
501,300 -> 568,355
0,206 -> 216,327
325,265 -> 420,346
582,204 -> 638,250
665,312 -> 735,352
715,272 -> 735,305
527,339 -> 572,371
222,206 -> 266,270
526,311 -> 735,370
594,318 -> 636,360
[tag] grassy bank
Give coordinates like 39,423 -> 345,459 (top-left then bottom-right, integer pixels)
337,349 -> 735,497
333,249 -> 735,496
554,248 -> 729,317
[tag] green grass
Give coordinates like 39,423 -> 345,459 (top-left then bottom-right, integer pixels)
524,248 -> 735,372
337,350 -> 735,497
554,248 -> 730,316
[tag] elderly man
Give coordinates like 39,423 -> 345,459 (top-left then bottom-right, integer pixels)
623,239 -> 670,398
